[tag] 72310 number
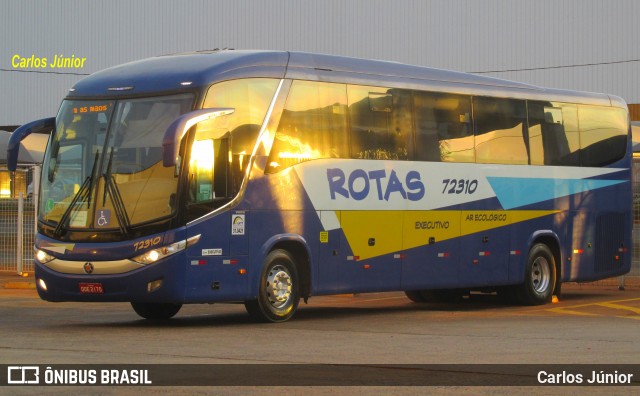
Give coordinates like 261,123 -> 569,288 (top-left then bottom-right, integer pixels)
442,179 -> 478,195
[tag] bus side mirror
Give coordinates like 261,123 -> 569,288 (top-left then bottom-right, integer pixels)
7,117 -> 55,171
162,108 -> 234,168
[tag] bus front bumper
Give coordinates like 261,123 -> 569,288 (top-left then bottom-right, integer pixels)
34,257 -> 186,303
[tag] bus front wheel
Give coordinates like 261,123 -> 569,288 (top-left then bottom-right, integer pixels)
131,302 -> 182,320
516,244 -> 556,305
245,249 -> 300,323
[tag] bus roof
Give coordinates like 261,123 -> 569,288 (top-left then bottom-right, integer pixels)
68,50 -> 625,108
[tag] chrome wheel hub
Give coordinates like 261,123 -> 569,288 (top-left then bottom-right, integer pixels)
531,256 -> 550,293
266,265 -> 292,308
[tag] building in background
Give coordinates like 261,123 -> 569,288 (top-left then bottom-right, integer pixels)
1,0 -> 639,129
2,0 -> 639,199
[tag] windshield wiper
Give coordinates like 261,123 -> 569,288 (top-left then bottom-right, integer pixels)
102,147 -> 131,236
54,151 -> 99,237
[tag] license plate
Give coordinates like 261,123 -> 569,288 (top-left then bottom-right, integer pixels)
79,283 -> 104,294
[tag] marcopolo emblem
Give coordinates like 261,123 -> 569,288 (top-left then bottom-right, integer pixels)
83,262 -> 94,274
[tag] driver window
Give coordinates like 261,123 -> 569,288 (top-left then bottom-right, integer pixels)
187,78 -> 278,210
188,134 -> 230,203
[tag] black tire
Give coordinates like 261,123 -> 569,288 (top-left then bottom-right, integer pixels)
516,244 -> 557,305
244,249 -> 300,323
405,290 -> 427,303
131,302 -> 182,320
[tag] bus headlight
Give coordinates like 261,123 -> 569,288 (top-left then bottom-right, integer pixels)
35,249 -> 55,264
131,240 -> 187,265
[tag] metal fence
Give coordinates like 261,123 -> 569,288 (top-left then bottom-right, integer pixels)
0,195 -> 35,273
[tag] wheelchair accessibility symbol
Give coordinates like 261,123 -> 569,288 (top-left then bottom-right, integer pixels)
96,209 -> 111,227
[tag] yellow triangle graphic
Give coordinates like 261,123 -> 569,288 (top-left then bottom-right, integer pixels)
339,210 -> 559,260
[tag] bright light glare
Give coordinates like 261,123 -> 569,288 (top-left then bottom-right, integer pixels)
278,151 -> 313,160
148,250 -> 160,262
237,151 -> 246,170
131,240 -> 187,265
35,249 -> 55,263
190,140 -> 214,170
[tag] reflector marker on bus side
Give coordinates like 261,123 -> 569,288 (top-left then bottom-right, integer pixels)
223,259 -> 238,265
479,251 -> 490,257
510,250 -> 521,255
437,252 -> 450,258
393,254 -> 405,259
573,249 -> 584,254
347,256 -> 359,261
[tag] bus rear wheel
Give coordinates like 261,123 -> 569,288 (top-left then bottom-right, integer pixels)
244,249 -> 300,323
516,244 -> 556,305
131,302 -> 182,320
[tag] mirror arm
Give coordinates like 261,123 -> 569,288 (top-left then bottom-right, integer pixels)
7,117 -> 55,171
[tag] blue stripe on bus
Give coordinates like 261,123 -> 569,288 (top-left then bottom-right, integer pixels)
486,177 -> 626,210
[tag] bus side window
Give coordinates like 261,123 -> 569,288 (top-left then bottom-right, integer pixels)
203,78 -> 279,187
474,97 -> 529,165
528,102 -> 580,166
267,81 -> 348,172
348,85 -> 412,160
578,105 -> 628,167
413,91 -> 473,162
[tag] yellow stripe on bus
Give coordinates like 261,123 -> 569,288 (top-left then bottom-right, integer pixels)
339,210 -> 559,260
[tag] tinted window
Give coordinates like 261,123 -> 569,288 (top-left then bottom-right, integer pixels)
267,81 -> 348,172
202,78 -> 279,158
348,85 -> 413,160
474,97 -> 529,164
189,79 -> 278,211
528,102 -> 580,166
414,91 -> 473,162
579,106 -> 628,167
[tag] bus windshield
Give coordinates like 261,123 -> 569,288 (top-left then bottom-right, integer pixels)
40,93 -> 194,232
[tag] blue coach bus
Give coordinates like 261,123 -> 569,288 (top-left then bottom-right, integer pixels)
8,50 -> 632,322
